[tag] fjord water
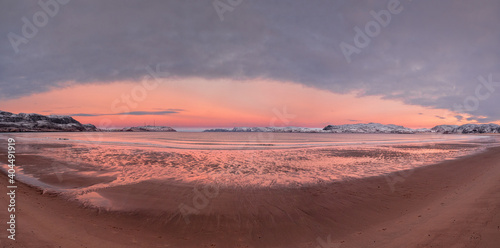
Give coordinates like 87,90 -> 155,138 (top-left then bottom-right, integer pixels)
2,132 -> 492,192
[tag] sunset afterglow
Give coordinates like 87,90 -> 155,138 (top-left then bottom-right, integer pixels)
0,78 -> 478,129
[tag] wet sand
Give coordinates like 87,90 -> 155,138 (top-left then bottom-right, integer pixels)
1,146 -> 500,247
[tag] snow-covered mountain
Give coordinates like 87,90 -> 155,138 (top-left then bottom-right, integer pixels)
322,123 -> 426,134
204,127 -> 324,133
0,110 -> 96,132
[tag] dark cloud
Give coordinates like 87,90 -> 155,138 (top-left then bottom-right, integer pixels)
71,113 -> 99,117
70,110 -> 182,117
1,0 -> 499,121
120,110 -> 181,116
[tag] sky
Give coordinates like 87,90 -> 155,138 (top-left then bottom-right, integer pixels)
1,0 -> 499,128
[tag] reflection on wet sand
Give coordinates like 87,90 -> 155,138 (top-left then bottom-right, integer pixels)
0,133 -> 494,212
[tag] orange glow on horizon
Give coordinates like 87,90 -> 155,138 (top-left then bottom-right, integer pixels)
0,78 -> 486,129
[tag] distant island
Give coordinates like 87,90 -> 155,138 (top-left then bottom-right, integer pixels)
1,110 -> 499,134
204,127 -> 325,133
103,126 -> 176,132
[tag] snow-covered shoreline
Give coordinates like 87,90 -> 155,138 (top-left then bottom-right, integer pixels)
205,123 -> 500,134
2,110 -> 499,134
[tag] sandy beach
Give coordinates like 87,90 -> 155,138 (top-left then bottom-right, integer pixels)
1,145 -> 500,247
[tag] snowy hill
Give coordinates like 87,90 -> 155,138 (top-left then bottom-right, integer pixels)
0,110 -> 97,132
322,123 -> 425,134
431,125 -> 459,133
430,124 -> 499,134
208,123 -> 500,134
453,124 -> 500,134
2,109 -> 498,134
